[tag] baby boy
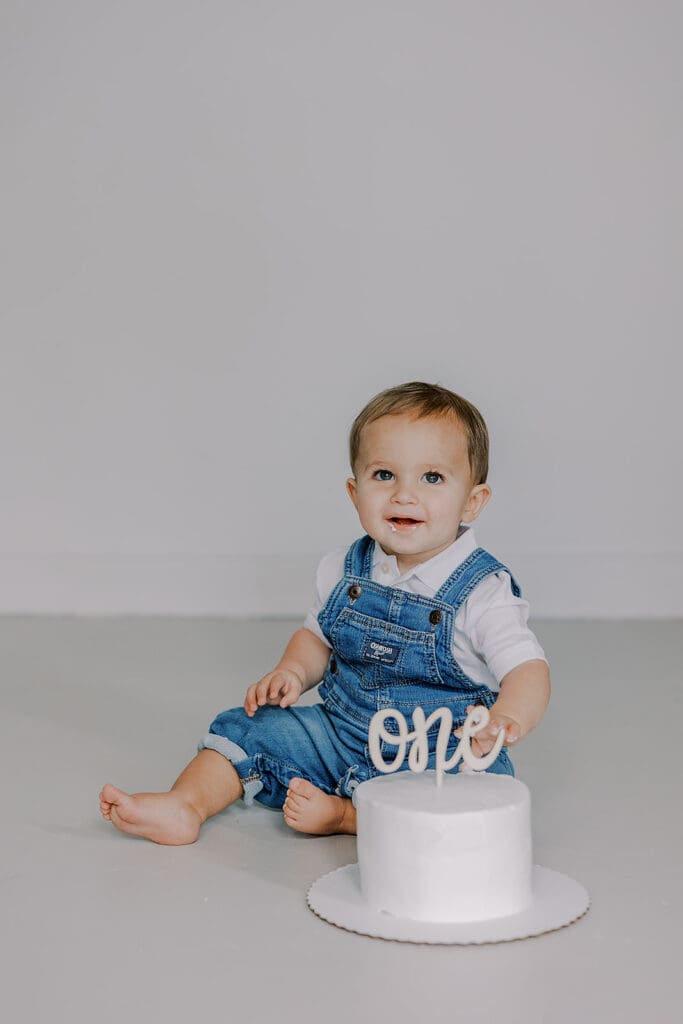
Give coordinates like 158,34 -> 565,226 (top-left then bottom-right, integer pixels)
100,382 -> 550,843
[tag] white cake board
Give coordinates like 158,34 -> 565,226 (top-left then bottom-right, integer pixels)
307,863 -> 590,945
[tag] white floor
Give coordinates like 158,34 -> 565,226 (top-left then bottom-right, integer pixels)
0,617 -> 680,1024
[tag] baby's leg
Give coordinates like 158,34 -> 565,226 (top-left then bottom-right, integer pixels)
283,778 -> 357,836
99,750 -> 243,845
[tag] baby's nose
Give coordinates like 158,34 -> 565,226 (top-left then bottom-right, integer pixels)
392,485 -> 418,503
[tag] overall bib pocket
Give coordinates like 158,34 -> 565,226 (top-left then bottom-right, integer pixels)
329,607 -> 445,689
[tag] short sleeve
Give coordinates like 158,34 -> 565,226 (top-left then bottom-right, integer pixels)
301,547 -> 347,647
460,572 -> 548,684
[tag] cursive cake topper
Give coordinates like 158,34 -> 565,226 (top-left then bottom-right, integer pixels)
368,705 -> 506,786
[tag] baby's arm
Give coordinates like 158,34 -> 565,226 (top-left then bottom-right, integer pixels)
455,659 -> 551,754
244,628 -> 331,717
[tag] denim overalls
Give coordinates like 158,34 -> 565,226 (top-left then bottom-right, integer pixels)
200,535 -> 519,808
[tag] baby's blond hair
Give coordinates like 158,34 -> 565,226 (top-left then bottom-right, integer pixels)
349,382 -> 489,485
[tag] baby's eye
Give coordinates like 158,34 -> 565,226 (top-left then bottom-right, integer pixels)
422,471 -> 443,484
373,469 -> 394,481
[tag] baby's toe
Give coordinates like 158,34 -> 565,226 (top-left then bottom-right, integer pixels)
100,783 -> 124,805
287,777 -> 315,799
283,801 -> 300,824
284,793 -> 303,816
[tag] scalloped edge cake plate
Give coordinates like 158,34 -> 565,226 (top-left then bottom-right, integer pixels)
307,863 -> 590,944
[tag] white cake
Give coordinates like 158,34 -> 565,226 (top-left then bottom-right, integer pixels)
355,770 -> 532,923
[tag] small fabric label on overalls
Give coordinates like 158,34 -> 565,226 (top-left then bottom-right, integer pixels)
361,638 -> 400,665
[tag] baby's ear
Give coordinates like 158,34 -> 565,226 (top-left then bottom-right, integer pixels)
462,483 -> 492,522
346,477 -> 359,509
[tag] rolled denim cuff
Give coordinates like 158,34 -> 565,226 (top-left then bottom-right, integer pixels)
198,734 -> 264,806
335,764 -> 362,804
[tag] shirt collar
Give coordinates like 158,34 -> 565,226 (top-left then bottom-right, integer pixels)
372,526 -> 478,592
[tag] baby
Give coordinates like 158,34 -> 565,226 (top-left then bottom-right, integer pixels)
100,382 -> 550,844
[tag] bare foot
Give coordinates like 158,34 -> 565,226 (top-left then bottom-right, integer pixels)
99,783 -> 202,846
283,778 -> 357,836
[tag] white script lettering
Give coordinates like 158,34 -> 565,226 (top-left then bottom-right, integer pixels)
367,705 -> 505,786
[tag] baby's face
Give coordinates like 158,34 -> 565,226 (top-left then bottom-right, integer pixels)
347,413 -> 490,572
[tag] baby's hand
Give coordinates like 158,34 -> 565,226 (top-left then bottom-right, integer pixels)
454,704 -> 522,757
244,669 -> 304,718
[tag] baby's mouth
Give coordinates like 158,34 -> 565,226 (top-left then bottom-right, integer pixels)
387,516 -> 424,533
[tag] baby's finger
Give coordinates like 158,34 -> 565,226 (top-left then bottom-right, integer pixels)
267,677 -> 285,702
480,722 -> 503,740
279,682 -> 297,708
453,705 -> 483,737
500,722 -> 520,744
252,679 -> 272,707
488,717 -> 520,744
454,721 -> 494,741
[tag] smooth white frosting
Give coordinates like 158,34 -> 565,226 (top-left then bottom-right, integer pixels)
355,771 -> 533,923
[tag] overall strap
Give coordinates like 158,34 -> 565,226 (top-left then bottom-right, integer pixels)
343,535 -> 375,579
435,548 -> 522,615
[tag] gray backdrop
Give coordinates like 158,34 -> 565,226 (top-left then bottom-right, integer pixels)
2,1 -> 680,617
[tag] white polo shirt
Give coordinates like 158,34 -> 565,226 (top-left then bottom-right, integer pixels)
303,528 -> 547,691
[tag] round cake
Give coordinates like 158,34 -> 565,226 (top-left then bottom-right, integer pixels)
355,770 -> 532,923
